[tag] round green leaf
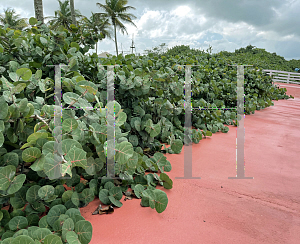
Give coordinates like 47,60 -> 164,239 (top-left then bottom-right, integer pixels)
32,228 -> 52,242
7,174 -> 26,194
62,217 -> 74,232
65,146 -> 87,168
30,202 -> 46,213
3,152 -> 19,167
142,189 -> 155,209
108,195 -> 123,207
13,83 -> 27,94
26,214 -> 40,226
80,188 -> 94,204
134,106 -> 145,117
62,118 -> 78,132
27,132 -> 48,143
150,124 -> 161,137
53,218 -> 63,232
35,70 -> 42,80
10,186 -> 28,209
62,190 -> 73,203
66,231 -> 80,244
115,141 -> 134,165
30,154 -> 45,172
38,185 -> 55,199
104,181 -> 114,190
42,141 -> 57,155
38,216 -> 50,229
24,103 -> 34,118
115,112 -> 127,126
18,98 -> 28,112
74,220 -> 93,244
140,196 -> 150,207
54,185 -> 65,197
154,189 -> 168,213
109,186 -> 123,200
43,234 -> 63,244
63,92 -> 80,106
153,152 -> 167,166
128,135 -> 138,147
1,231 -> 14,240
85,157 -> 102,175
98,189 -> 111,205
62,218 -> 74,242
39,37 -> 48,45
79,85 -> 97,95
26,185 -> 41,204
70,42 -> 80,51
65,208 -> 81,219
27,226 -> 39,238
133,184 -> 144,199
71,192 -> 79,207
163,160 -> 172,172
7,128 -> 18,143
159,173 -> 173,189
44,153 -> 63,180
170,139 -> 183,154
11,235 -> 35,244
29,17 -> 38,25
16,68 -> 32,81
0,165 -> 16,191
144,119 -> 161,137
74,183 -> 85,193
60,139 -> 82,156
106,101 -> 121,115
46,204 -> 67,227
13,228 -> 29,238
22,147 -> 41,163
9,216 -> 28,231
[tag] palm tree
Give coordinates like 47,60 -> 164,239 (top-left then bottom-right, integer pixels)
82,12 -> 113,54
34,0 -> 44,24
69,0 -> 76,25
47,0 -> 82,31
0,8 -> 28,30
95,0 -> 137,56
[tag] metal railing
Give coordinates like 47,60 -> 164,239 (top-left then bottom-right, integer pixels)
260,69 -> 300,84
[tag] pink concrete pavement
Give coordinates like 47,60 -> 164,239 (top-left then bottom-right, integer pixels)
80,82 -> 300,244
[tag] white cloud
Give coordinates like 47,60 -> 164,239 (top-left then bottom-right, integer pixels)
0,0 -> 299,60
171,6 -> 191,17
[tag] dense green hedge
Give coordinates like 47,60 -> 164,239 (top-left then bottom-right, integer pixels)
217,45 -> 300,72
0,18 -> 293,243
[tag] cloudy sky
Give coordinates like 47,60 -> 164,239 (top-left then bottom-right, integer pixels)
1,0 -> 300,60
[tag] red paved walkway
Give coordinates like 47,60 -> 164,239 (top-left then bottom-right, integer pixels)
81,82 -> 300,244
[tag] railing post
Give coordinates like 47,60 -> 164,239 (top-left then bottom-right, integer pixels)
287,72 -> 290,84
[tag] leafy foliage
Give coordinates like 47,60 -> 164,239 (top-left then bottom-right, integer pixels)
0,17 -> 293,244
218,44 -> 300,72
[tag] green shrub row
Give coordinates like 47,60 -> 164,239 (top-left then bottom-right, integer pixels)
0,18 -> 292,243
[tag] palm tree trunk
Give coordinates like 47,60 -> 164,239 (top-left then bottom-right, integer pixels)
34,0 -> 44,24
114,22 -> 118,56
70,0 -> 76,26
